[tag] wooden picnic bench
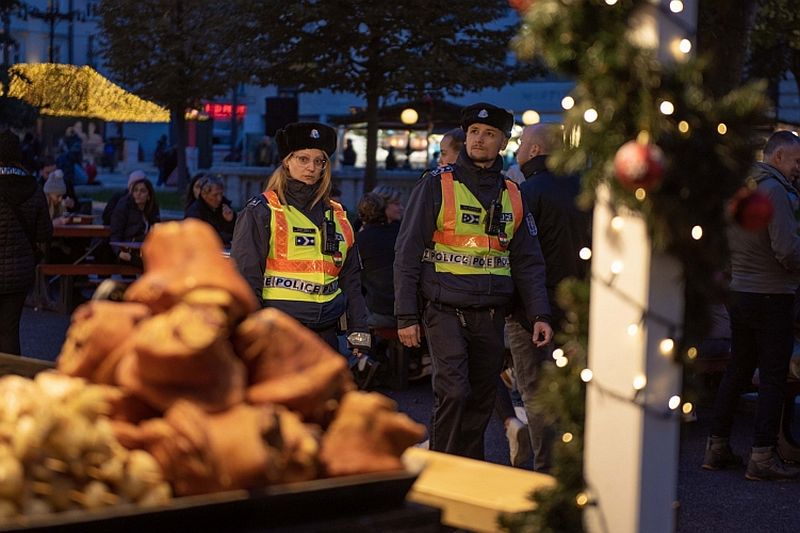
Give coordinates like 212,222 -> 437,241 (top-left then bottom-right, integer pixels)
34,263 -> 143,314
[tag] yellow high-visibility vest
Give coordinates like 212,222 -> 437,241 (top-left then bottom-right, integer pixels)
427,171 -> 522,276
262,191 -> 354,303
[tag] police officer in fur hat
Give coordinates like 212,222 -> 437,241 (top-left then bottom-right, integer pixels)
394,103 -> 552,459
230,122 -> 371,356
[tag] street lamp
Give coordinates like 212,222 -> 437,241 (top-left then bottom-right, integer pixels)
400,108 -> 418,169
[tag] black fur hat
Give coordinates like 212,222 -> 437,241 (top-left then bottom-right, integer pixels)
0,130 -> 23,164
460,103 -> 514,138
275,122 -> 337,160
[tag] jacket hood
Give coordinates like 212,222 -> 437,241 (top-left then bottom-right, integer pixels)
0,165 -> 38,204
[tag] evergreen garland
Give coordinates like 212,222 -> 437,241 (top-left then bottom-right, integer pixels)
502,1 -> 770,530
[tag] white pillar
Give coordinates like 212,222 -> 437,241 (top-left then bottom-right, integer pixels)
584,186 -> 683,533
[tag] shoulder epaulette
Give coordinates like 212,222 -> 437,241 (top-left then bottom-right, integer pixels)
247,195 -> 266,208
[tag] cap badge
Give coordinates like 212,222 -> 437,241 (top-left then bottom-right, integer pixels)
310,129 -> 320,139
478,109 -> 489,118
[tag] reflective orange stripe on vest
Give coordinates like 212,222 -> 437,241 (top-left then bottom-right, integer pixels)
263,191 -> 353,276
432,172 -> 523,251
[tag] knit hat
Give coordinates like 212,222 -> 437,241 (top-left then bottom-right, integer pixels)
128,169 -> 147,189
275,122 -> 337,160
460,103 -> 514,138
0,130 -> 23,164
43,170 -> 67,195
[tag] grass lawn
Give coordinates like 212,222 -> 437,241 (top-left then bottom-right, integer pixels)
79,188 -> 185,212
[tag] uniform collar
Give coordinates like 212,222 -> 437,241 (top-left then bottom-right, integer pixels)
520,155 -> 548,178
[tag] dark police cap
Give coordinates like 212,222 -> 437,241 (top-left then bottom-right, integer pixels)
276,122 -> 337,160
460,103 -> 514,138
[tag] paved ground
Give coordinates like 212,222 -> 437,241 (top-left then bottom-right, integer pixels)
18,305 -> 800,532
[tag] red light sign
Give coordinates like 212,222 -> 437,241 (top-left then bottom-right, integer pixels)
204,103 -> 247,120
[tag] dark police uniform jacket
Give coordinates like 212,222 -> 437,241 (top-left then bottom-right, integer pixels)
393,149 -> 550,329
230,179 -> 368,334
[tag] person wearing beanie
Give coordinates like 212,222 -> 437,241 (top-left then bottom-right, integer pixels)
102,169 -> 148,225
43,169 -> 70,221
231,122 -> 370,356
0,130 -> 53,354
394,102 -> 552,459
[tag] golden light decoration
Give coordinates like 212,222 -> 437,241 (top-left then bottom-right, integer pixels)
687,346 -> 698,359
691,225 -> 703,240
717,123 -> 728,135
605,0 -> 618,5
400,108 -> 419,125
659,101 -> 675,115
611,216 -> 625,231
670,0 -> 684,13
562,432 -> 574,443
610,260 -> 624,274
583,108 -> 599,123
635,188 -> 647,201
8,63 -> 169,122
561,96 -> 575,110
627,323 -> 640,336
678,120 -> 690,133
552,348 -> 564,360
580,369 -> 594,383
679,39 -> 692,54
682,402 -> 694,415
556,356 -> 569,368
522,109 -> 541,125
576,492 -> 590,507
632,374 -> 647,391
659,338 -> 675,356
579,247 -> 592,260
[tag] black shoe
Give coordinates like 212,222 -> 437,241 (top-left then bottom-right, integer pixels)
745,446 -> 800,481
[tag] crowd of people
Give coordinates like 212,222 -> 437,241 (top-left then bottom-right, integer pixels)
2,103 -> 800,480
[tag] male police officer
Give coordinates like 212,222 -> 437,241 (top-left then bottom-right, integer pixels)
394,103 -> 552,459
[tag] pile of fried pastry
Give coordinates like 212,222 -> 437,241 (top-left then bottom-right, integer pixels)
54,219 -> 426,499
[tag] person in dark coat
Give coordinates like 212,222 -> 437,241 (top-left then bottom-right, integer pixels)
103,170 -> 147,225
185,176 -> 236,245
0,131 -> 53,354
230,122 -> 370,355
506,123 -> 592,472
109,177 -> 160,267
394,103 -> 552,459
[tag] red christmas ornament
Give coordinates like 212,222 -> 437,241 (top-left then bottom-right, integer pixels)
613,141 -> 665,192
729,187 -> 773,231
508,0 -> 534,13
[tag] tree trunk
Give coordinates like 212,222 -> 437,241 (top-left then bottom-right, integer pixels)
697,0 -> 758,96
171,106 -> 189,194
364,91 -> 379,194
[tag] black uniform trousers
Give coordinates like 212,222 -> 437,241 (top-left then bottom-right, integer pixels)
423,302 -> 506,459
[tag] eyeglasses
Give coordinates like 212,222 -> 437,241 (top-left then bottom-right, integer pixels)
292,154 -> 327,169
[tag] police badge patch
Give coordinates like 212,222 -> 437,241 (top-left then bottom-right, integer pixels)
478,109 -> 489,118
310,129 -> 320,139
526,212 -> 538,236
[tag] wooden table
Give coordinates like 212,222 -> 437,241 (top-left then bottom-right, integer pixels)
53,224 -> 111,239
404,447 -> 556,532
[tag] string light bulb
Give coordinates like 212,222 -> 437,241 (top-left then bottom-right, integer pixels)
556,356 -> 569,368
659,338 -> 675,356
668,395 -> 681,410
717,123 -> 728,135
576,492 -> 590,507
678,120 -> 690,133
682,402 -> 694,415
562,432 -> 574,443
579,247 -> 592,260
580,369 -> 594,382
633,374 -> 647,391
687,346 -> 698,359
679,39 -> 692,54
610,260 -> 624,274
552,348 -> 564,360
583,108 -> 598,123
659,101 -> 675,115
561,96 -> 575,110
635,188 -> 647,201
669,0 -> 684,12
605,0 -> 618,5
691,225 -> 703,240
627,323 -> 640,336
610,216 -> 625,231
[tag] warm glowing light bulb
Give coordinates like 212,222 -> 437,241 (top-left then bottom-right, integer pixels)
611,216 -> 625,231
691,225 -> 703,240
670,0 -> 684,13
584,108 -> 598,123
552,348 -> 564,360
679,39 -> 692,54
556,357 -> 569,368
579,247 -> 592,260
576,492 -> 589,507
627,323 -> 640,336
717,123 -> 728,135
682,402 -> 694,415
659,338 -> 675,355
562,432 -> 574,443
580,369 -> 594,382
400,108 -> 418,125
605,0 -> 618,5
635,188 -> 647,201
678,120 -> 690,133
522,109 -> 541,125
659,101 -> 675,115
610,260 -> 624,274
561,96 -> 575,110
668,395 -> 682,410
633,374 -> 647,391
687,346 -> 698,359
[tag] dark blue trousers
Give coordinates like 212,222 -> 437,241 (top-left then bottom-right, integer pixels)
0,291 -> 27,355
423,303 -> 505,459
710,291 -> 794,447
